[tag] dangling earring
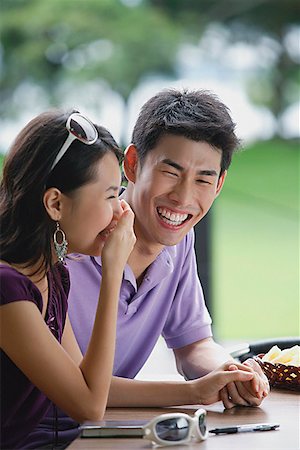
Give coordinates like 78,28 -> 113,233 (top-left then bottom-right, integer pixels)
53,222 -> 68,263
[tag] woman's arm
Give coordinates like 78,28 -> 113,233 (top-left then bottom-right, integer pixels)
0,206 -> 135,424
107,362 -> 255,407
61,315 -> 83,366
0,265 -> 122,422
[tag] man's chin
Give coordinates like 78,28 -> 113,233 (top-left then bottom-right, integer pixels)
156,233 -> 186,247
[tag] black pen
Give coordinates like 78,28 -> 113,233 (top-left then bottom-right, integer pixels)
209,423 -> 280,434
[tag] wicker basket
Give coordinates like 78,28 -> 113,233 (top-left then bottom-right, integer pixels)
255,354 -> 300,391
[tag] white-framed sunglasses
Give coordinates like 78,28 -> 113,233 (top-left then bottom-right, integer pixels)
143,408 -> 208,446
50,112 -> 98,171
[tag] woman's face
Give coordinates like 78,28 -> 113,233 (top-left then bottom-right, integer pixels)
60,152 -> 122,256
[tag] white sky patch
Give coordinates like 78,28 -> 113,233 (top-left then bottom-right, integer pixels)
54,80 -> 125,144
284,26 -> 300,64
0,81 -> 125,153
280,102 -> 300,138
125,76 -> 276,144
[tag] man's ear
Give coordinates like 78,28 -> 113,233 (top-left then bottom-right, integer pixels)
123,144 -> 139,183
43,188 -> 62,221
216,170 -> 227,197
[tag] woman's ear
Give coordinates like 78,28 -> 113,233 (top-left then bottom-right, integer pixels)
43,188 -> 62,221
123,144 -> 139,183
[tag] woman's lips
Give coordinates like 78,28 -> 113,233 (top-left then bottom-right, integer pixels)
98,221 -> 118,240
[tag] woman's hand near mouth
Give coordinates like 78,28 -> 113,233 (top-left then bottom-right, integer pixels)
101,200 -> 136,271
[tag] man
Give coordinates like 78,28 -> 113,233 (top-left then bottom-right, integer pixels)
68,88 -> 269,408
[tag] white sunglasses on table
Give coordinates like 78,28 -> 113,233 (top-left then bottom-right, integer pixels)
50,112 -> 98,171
143,408 -> 208,446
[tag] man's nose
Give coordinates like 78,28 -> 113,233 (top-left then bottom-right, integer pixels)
168,179 -> 193,207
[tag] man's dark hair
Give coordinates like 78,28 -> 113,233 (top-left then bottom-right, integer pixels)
132,88 -> 240,174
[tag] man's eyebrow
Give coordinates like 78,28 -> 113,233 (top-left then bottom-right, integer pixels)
161,159 -> 218,176
161,159 -> 184,171
105,186 -> 119,192
198,169 -> 218,176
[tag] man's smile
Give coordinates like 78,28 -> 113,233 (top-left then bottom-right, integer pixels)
156,206 -> 193,228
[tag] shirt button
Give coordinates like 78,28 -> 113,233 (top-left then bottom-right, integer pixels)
126,306 -> 137,315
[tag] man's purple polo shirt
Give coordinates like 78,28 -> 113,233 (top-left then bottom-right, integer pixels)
67,229 -> 212,378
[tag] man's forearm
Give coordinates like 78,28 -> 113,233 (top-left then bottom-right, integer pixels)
174,338 -> 234,379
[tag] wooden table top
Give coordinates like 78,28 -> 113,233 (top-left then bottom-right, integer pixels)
67,388 -> 299,449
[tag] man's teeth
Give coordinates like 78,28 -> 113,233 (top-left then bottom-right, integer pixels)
157,207 -> 188,225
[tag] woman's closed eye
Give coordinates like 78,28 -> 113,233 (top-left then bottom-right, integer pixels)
106,195 -> 118,200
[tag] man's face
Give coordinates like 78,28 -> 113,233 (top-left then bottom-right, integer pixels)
125,134 -> 226,249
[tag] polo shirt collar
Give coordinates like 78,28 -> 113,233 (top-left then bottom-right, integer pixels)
92,246 -> 174,294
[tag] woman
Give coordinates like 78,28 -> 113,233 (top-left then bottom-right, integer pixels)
0,110 -> 136,449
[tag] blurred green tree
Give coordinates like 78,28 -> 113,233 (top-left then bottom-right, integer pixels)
1,0 -> 299,139
150,0 -> 300,136
0,0 -> 181,143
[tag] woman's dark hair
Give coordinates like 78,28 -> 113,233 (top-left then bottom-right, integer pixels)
132,88 -> 240,174
0,109 -> 122,274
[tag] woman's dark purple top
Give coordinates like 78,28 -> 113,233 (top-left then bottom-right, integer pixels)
0,263 -> 70,449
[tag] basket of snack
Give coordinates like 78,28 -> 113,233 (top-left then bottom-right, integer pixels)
254,345 -> 300,391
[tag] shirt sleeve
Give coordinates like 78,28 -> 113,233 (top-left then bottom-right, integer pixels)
162,230 -> 212,349
0,266 -> 43,312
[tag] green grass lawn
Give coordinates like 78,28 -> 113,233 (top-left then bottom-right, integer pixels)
212,139 -> 299,340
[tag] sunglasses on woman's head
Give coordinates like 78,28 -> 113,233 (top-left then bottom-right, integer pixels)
50,112 -> 98,171
143,408 -> 208,446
